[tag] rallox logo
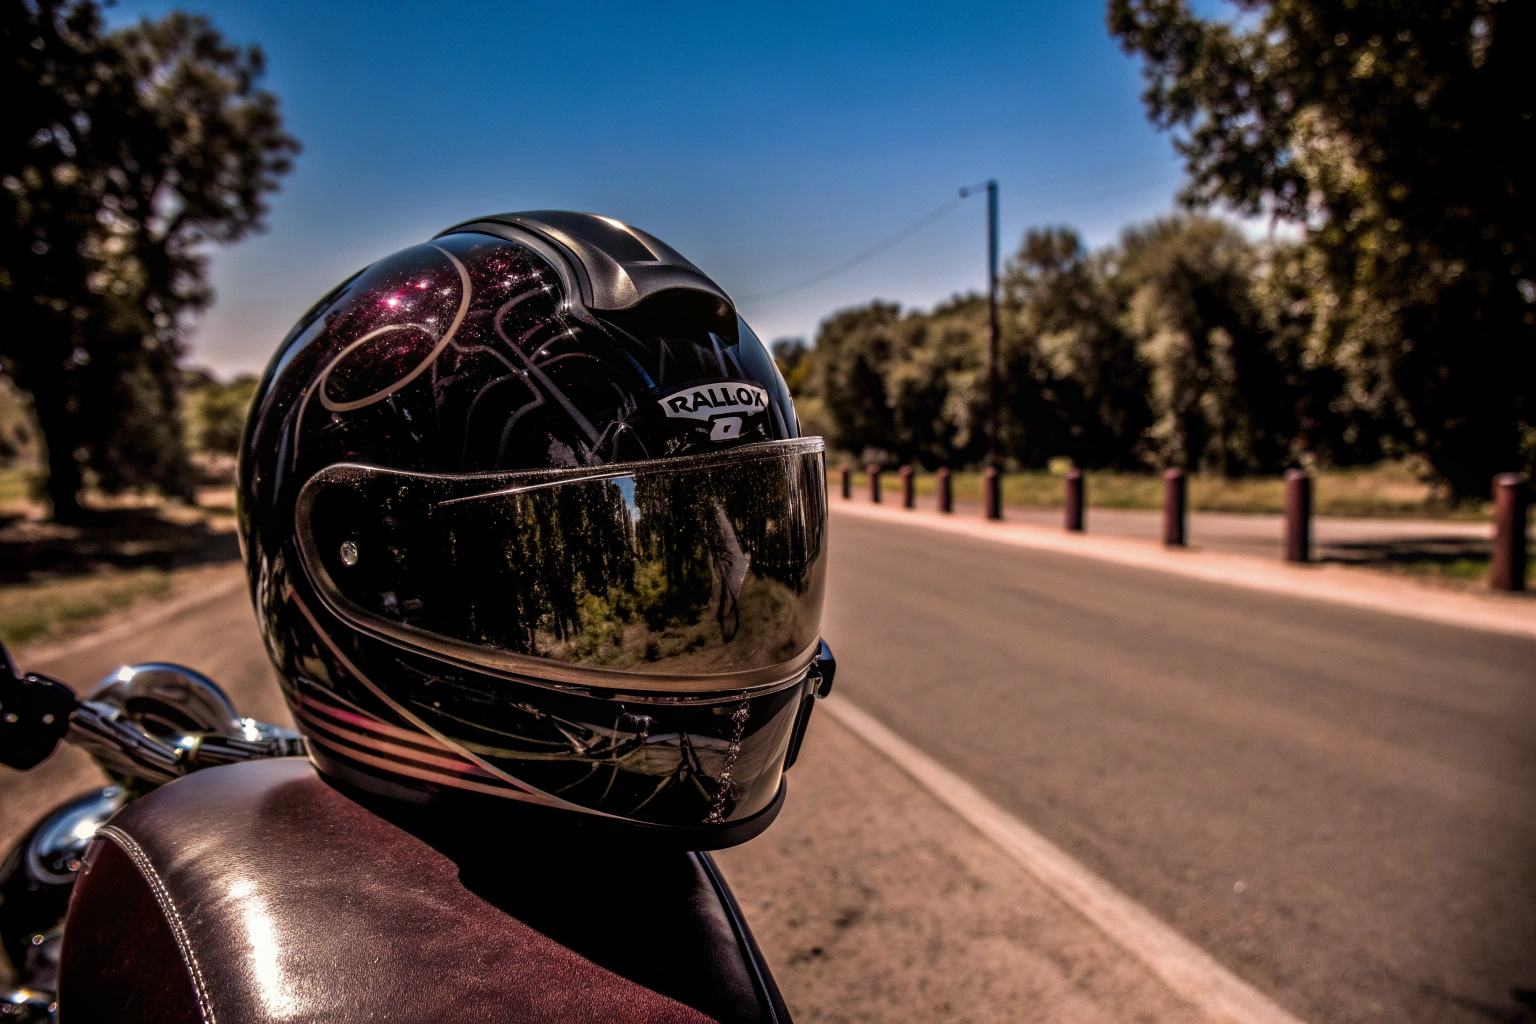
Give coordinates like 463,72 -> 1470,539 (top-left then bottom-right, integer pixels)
657,382 -> 769,422
657,381 -> 770,441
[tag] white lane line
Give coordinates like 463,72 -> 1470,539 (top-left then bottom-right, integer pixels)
833,501 -> 1536,641
819,694 -> 1307,1024
21,572 -> 247,669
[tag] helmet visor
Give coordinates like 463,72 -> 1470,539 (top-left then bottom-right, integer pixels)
295,439 -> 827,694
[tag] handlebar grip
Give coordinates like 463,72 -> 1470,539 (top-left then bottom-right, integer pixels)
0,671 -> 77,771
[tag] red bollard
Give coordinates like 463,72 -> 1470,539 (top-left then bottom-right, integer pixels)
1064,468 -> 1084,532
1490,473 -> 1529,592
984,465 -> 1002,521
840,464 -> 851,500
868,464 -> 882,504
937,467 -> 952,513
900,465 -> 915,509
1284,469 -> 1312,563
1163,468 -> 1187,547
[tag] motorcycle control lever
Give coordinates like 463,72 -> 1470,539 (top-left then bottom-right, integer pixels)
1,643 -> 304,783
65,700 -> 305,786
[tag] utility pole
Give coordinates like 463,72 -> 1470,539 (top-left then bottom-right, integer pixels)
960,179 -> 1001,518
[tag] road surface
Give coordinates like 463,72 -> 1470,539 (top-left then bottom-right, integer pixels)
822,512 -> 1535,1024
3,514 -> 1532,1023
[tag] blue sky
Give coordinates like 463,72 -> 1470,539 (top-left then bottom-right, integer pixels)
106,0 -> 1192,376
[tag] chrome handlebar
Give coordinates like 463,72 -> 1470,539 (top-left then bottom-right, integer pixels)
1,652 -> 304,786
67,663 -> 305,787
66,701 -> 305,787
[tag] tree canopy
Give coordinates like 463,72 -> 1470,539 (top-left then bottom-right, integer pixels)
1108,0 -> 1534,496
782,216 -> 1380,477
1,0 -> 296,519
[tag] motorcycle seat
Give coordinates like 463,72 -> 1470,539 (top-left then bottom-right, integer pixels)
58,757 -> 791,1024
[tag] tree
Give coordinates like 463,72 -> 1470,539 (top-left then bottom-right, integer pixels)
1,1 -> 297,520
1117,216 -> 1299,474
770,337 -> 813,396
810,302 -> 905,462
1247,240 -> 1388,468
1003,227 -> 1151,470
805,298 -> 991,467
1109,0 -> 1535,496
183,368 -> 257,455
886,293 -> 988,468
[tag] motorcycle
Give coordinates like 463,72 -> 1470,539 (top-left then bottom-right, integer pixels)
0,635 -> 833,1024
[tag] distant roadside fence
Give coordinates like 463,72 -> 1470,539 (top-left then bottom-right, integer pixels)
835,464 -> 1530,592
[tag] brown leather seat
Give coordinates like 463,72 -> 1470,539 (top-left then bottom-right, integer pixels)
59,758 -> 791,1024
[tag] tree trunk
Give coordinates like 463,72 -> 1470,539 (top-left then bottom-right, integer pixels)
26,377 -> 89,524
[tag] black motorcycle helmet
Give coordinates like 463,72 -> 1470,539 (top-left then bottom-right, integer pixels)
237,211 -> 829,848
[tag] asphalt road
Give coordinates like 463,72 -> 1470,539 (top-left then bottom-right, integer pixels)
824,512 -> 1536,1024
4,515 -> 1533,1024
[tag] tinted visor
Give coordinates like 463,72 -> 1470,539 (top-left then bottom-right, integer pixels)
296,439 -> 826,694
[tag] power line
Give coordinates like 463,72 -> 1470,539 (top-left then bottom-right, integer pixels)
734,171 -> 1178,308
736,192 -> 974,305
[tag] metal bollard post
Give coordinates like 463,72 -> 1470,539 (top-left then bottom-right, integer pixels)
868,464 -> 882,504
840,464 -> 851,500
1064,468 -> 1084,532
937,467 -> 952,513
1490,473 -> 1529,592
1163,468 -> 1187,547
1284,469 -> 1312,563
984,465 -> 1002,521
900,465 -> 915,509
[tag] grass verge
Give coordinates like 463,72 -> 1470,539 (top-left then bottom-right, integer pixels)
0,568 -> 173,648
0,467 -> 38,510
832,463 -> 1490,520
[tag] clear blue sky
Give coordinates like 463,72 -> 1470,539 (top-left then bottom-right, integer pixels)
107,0 -> 1193,377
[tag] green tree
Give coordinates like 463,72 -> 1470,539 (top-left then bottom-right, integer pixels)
770,337 -> 813,396
886,293 -> 988,468
0,374 -> 40,469
808,298 -> 991,467
1247,240 -> 1388,468
1109,0 -> 1535,496
1117,216 -> 1301,473
183,368 -> 257,455
810,302 -> 905,462
1,1 -> 296,520
1003,227 -> 1151,470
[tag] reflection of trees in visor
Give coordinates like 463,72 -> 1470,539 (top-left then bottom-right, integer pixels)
298,440 -> 826,691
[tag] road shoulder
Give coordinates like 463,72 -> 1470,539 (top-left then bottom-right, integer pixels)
716,710 -> 1216,1023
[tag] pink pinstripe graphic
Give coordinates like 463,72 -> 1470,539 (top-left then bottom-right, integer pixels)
284,584 -> 615,816
295,703 -> 499,778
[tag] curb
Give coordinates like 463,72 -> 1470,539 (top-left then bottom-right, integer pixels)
833,501 -> 1536,641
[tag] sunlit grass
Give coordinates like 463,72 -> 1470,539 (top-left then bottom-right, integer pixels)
830,462 -> 1490,520
0,467 -> 38,509
0,569 -> 172,648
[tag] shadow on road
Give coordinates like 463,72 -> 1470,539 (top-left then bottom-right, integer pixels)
0,508 -> 240,585
1319,535 -> 1495,582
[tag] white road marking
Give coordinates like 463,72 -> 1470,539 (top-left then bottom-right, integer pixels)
819,694 -> 1308,1024
833,500 -> 1536,641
